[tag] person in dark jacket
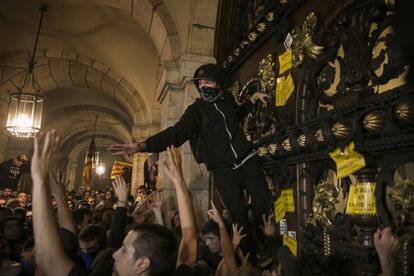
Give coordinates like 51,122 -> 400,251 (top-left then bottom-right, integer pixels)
0,154 -> 30,192
109,63 -> 272,231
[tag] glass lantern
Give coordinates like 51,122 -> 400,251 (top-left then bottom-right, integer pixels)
6,92 -> 44,138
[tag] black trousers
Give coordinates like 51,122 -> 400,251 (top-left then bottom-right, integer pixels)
212,155 -> 272,228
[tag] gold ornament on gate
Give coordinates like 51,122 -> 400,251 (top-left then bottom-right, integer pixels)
297,134 -> 307,147
363,111 -> 387,132
315,128 -> 325,142
395,101 -> 414,126
248,32 -> 258,42
266,11 -> 275,21
257,22 -> 267,32
331,122 -> 351,140
290,12 -> 324,67
282,138 -> 292,151
268,144 -> 278,155
258,54 -> 276,91
257,146 -> 269,157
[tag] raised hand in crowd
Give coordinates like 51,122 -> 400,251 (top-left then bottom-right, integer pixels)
208,201 -> 238,275
32,130 -> 76,276
112,176 -> 130,208
164,146 -> 197,270
50,168 -> 78,235
374,227 -> 400,276
148,191 -> 164,225
232,223 -> 247,250
108,141 -> 145,155
261,213 -> 276,238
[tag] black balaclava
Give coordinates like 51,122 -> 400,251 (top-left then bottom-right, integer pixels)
193,64 -> 227,102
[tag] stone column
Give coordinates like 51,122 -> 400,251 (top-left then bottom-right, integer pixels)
0,133 -> 8,162
66,162 -> 79,191
131,126 -> 147,197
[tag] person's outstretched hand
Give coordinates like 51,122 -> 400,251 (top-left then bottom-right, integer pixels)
164,146 -> 184,184
112,176 -> 130,203
108,142 -> 143,155
261,213 -> 276,237
32,130 -> 60,183
251,92 -> 269,105
374,227 -> 400,262
232,223 -> 247,249
207,201 -> 224,226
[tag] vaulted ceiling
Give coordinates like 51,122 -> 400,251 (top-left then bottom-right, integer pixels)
0,0 -> 191,186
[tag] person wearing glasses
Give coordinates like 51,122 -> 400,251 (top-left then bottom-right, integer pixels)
0,153 -> 30,193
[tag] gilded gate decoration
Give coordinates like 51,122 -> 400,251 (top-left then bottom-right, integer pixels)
216,0 -> 414,274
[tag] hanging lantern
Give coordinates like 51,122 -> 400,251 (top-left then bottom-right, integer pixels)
5,5 -> 48,138
6,91 -> 44,138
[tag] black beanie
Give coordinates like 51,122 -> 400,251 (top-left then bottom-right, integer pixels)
193,64 -> 227,91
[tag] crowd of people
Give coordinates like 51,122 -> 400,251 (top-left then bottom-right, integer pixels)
0,130 -> 401,276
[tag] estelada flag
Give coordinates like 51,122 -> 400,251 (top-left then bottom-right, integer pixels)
110,161 -> 133,180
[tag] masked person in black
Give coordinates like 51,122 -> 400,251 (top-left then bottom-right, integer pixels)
109,64 -> 272,253
0,154 -> 30,192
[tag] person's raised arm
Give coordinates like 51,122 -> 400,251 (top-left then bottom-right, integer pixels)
50,169 -> 78,235
108,176 -> 130,249
32,130 -> 74,276
148,191 -> 164,226
207,201 -> 238,274
164,146 -> 197,268
374,227 -> 400,276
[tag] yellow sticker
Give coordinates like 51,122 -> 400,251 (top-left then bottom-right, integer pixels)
283,235 -> 297,256
275,74 -> 295,107
282,188 -> 295,212
329,142 -> 366,178
346,182 -> 377,215
278,48 -> 292,74
274,196 -> 285,223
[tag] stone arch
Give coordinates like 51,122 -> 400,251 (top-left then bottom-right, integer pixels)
0,49 -> 149,127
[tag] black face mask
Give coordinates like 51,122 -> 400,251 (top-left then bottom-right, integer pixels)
199,86 -> 223,102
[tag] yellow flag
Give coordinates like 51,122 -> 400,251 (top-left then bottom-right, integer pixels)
329,142 -> 366,178
283,235 -> 297,256
278,48 -> 292,74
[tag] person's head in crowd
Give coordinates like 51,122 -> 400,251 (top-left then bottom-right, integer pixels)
84,191 -> 91,200
104,190 -> 113,201
58,227 -> 83,266
73,208 -> 93,230
76,199 -> 91,209
201,219 -> 221,254
6,198 -> 21,209
12,207 -> 27,224
100,208 -> 114,230
67,199 -> 75,210
136,185 -> 148,200
0,206 -> 13,218
95,191 -> 102,202
3,188 -> 13,198
17,192 -> 27,207
112,224 -> 177,276
0,216 -> 23,242
79,224 -> 107,256
170,210 -> 181,228
0,196 -> 6,207
89,248 -> 116,276
133,209 -> 155,225
87,196 -> 96,207
25,193 -> 32,206
13,153 -> 29,167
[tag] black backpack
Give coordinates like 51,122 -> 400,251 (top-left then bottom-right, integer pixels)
189,99 -> 208,164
